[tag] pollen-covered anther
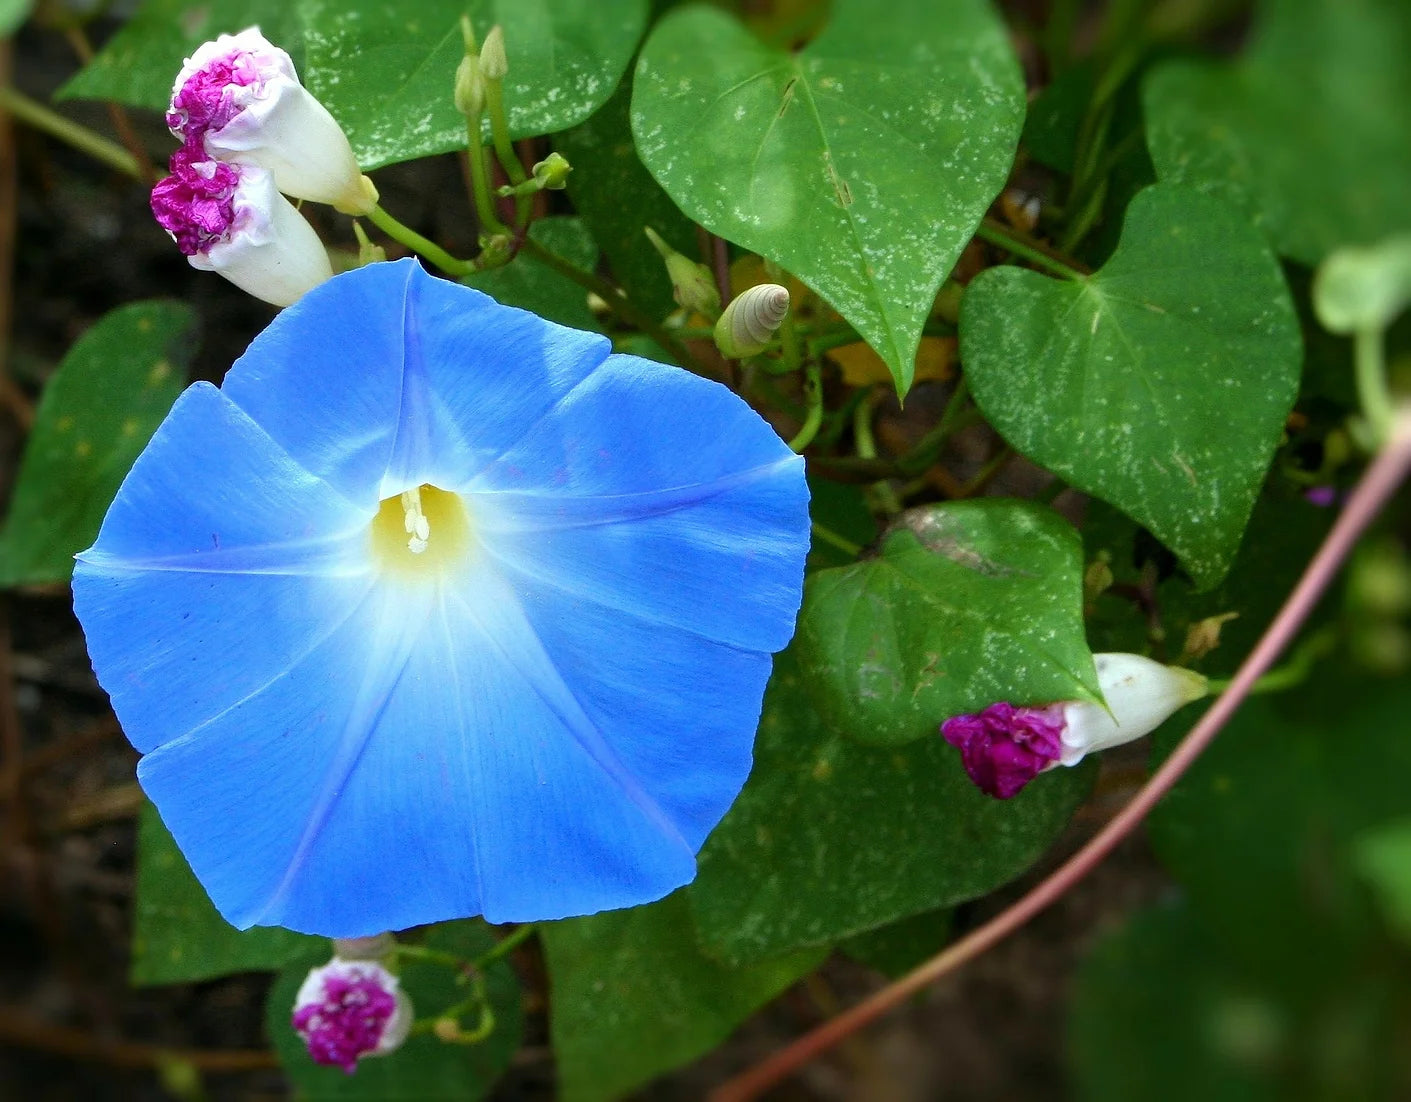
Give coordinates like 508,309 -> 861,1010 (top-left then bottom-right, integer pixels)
372,483 -> 470,576
400,487 -> 431,554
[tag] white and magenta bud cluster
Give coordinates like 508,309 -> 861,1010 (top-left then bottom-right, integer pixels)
151,27 -> 376,306
291,957 -> 412,1074
941,653 -> 1209,799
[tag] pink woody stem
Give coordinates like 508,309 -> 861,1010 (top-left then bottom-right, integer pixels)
711,408 -> 1411,1102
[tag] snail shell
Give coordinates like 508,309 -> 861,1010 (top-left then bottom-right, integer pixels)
714,283 -> 791,357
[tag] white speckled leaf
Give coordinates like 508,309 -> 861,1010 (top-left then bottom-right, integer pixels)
57,0 -> 303,108
959,184 -> 1301,590
631,0 -> 1024,394
799,500 -> 1101,748
1144,0 -> 1411,265
299,0 -> 647,170
689,648 -> 1094,966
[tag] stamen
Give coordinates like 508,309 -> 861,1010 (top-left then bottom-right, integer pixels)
401,488 -> 430,554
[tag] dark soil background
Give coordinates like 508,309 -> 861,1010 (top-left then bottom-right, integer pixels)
0,14 -> 1173,1101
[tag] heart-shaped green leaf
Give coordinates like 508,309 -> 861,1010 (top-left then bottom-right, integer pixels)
688,648 -> 1093,965
57,0 -> 304,108
1143,0 -> 1411,265
542,892 -> 824,1102
632,0 -> 1023,394
131,802 -> 317,985
959,184 -> 1301,589
0,301 -> 191,587
799,500 -> 1100,747
300,0 -> 647,170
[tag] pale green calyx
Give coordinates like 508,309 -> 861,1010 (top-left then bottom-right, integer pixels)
644,226 -> 720,317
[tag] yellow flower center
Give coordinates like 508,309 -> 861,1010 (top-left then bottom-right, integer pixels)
370,484 -> 472,577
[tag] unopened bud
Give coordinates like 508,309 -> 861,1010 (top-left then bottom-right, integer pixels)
351,222 -> 386,266
1083,557 -> 1114,604
1179,612 -> 1238,665
644,227 -> 719,317
532,152 -> 572,189
455,54 -> 486,117
480,26 -> 508,81
714,283 -> 791,358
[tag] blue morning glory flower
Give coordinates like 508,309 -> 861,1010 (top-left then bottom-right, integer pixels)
72,259 -> 808,936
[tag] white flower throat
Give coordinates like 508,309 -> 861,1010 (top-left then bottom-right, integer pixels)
371,483 -> 471,577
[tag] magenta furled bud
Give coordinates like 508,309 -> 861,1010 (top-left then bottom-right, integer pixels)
292,959 -> 412,1074
167,26 -> 376,214
150,148 -> 332,307
150,152 -> 241,257
940,701 -> 1066,798
941,653 -> 1210,799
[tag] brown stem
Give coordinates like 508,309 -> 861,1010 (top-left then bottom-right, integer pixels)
62,27 -> 158,185
0,1004 -> 279,1071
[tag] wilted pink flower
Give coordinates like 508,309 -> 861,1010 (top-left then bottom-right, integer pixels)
942,653 -> 1209,798
292,959 -> 411,1074
149,147 -> 332,306
167,26 -> 374,214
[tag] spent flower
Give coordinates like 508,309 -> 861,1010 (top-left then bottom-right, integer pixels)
167,26 -> 376,214
292,958 -> 411,1073
941,653 -> 1209,798
73,260 -> 809,935
150,148 -> 332,307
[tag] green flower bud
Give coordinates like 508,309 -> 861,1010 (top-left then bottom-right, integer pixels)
531,152 -> 572,190
480,26 -> 508,81
454,54 -> 486,118
644,227 -> 720,317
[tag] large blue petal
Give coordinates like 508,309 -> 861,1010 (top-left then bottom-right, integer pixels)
137,564 -> 706,934
220,260 -> 611,502
468,354 -> 809,652
73,384 -> 373,753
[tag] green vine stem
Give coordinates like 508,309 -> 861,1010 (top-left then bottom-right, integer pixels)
711,405 -> 1411,1102
515,236 -> 715,379
787,364 -> 824,452
853,388 -> 903,514
810,522 -> 863,559
0,86 -> 140,180
1355,326 -> 1396,447
975,219 -> 1090,280
366,205 -> 477,278
474,922 -> 537,969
